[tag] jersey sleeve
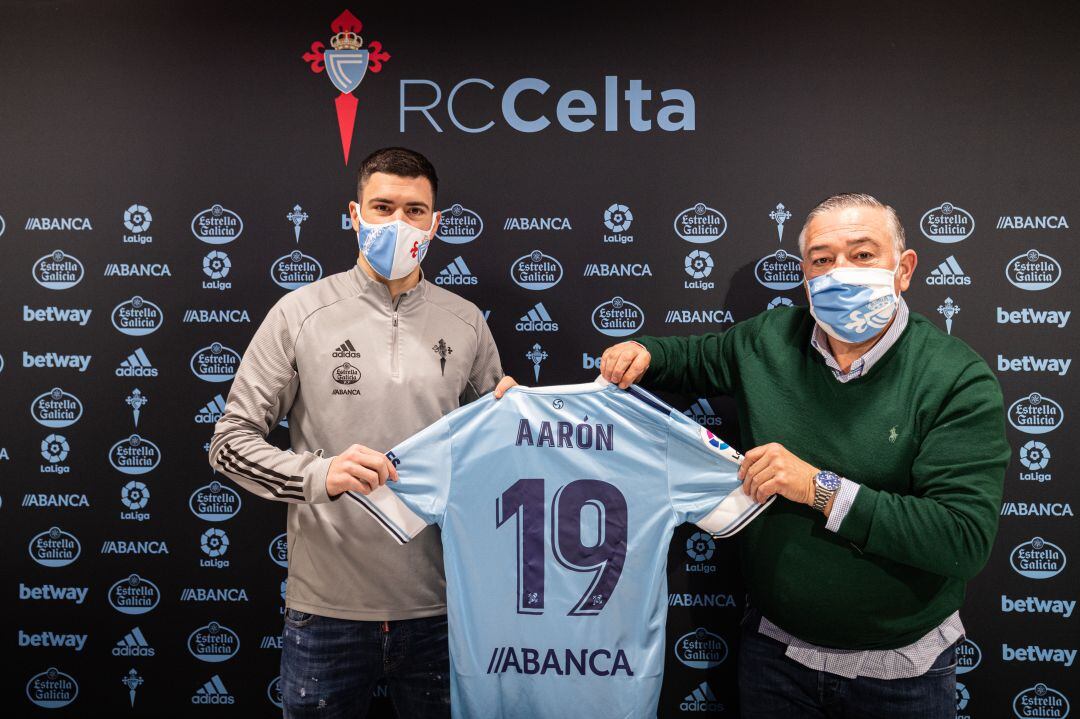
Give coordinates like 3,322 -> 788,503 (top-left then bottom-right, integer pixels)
346,413 -> 453,544
664,409 -> 773,537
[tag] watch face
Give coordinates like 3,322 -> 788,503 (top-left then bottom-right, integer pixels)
817,471 -> 841,491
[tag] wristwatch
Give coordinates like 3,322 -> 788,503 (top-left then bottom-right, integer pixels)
811,470 -> 841,513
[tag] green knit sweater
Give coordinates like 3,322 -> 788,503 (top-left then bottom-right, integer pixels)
637,306 -> 1008,650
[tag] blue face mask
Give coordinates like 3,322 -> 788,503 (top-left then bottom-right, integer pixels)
356,212 -> 438,280
806,263 -> 900,344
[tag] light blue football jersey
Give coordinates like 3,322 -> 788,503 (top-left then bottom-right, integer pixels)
350,379 -> 770,719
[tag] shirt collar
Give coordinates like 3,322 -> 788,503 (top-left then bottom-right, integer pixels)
347,262 -> 429,306
810,296 -> 909,382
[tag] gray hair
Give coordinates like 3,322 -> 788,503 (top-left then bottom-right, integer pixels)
797,193 -> 906,258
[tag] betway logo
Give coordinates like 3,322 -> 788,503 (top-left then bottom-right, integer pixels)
1001,643 -> 1076,667
1001,595 -> 1075,618
18,630 -> 87,651
997,215 -> 1069,230
997,308 -> 1070,328
925,256 -> 971,286
18,583 -> 88,604
997,355 -> 1071,376
23,306 -> 92,326
22,352 -> 91,372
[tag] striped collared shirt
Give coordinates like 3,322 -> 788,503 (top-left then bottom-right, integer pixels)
758,296 -> 965,679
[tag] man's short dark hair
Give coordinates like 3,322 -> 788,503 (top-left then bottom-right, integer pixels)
356,147 -> 438,205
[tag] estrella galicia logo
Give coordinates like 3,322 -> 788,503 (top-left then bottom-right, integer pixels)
108,574 -> 161,615
591,296 -> 645,337
956,638 -> 982,674
674,628 -> 728,669
919,202 -> 975,243
333,362 -> 361,384
1006,250 -> 1062,291
111,296 -> 163,336
269,533 -> 288,568
109,434 -> 162,475
302,10 -> 390,165
511,250 -> 563,290
754,249 -> 803,290
189,482 -> 242,522
191,204 -> 243,244
268,676 -> 283,709
31,388 -> 83,428
271,250 -> 323,290
26,667 -> 78,709
674,203 -> 727,243
1012,684 -> 1070,718
436,204 -> 483,244
1010,537 -> 1066,579
188,622 -> 240,663
29,527 -> 81,567
1008,393 -> 1064,434
190,343 -> 241,382
33,250 -> 84,290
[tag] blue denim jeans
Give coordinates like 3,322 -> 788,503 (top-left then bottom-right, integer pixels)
280,608 -> 450,719
738,607 -> 957,719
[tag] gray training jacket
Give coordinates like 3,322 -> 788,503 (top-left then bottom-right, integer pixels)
208,263 -> 502,620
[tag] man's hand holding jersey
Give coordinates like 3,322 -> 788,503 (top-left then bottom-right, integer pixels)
599,341 -> 823,510
327,444 -> 399,496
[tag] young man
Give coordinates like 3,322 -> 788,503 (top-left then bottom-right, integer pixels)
600,193 -> 1008,719
209,147 -> 513,718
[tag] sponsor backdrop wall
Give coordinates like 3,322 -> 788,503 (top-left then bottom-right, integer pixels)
1,2 -> 1077,716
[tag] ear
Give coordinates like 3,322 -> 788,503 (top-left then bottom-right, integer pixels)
348,201 -> 361,232
897,249 -> 918,293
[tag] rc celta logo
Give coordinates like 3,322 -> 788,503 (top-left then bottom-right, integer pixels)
302,10 -> 390,164
436,204 -> 483,244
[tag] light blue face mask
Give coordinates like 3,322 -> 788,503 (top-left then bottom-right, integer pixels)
356,213 -> 437,280
806,263 -> 900,344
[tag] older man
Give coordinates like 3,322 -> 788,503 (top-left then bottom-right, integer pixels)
600,193 -> 1008,718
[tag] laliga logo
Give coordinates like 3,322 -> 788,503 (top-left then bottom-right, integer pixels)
108,574 -> 161,615
920,202 -> 975,243
190,343 -> 241,382
188,622 -> 240,663
269,532 -> 289,568
302,10 -> 391,165
29,527 -> 81,567
674,203 -> 727,243
674,628 -> 728,669
26,668 -> 78,709
436,204 -> 483,244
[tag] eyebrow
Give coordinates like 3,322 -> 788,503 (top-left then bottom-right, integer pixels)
367,197 -> 431,210
806,236 -> 880,253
